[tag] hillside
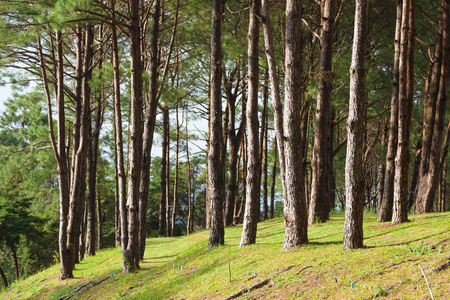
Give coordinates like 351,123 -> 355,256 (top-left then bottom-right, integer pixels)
2,212 -> 450,299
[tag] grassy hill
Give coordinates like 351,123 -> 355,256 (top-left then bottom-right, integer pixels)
2,212 -> 450,299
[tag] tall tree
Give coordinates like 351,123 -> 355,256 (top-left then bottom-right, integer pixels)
377,0 -> 402,222
123,0 -> 144,272
414,0 -> 449,214
392,0 -> 415,224
343,0 -> 368,250
282,0 -> 308,250
240,0 -> 261,247
208,0 -> 225,248
309,0 -> 336,224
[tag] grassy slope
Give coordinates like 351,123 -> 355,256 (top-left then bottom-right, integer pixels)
2,212 -> 450,299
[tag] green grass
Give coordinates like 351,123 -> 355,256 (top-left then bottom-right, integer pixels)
2,212 -> 450,299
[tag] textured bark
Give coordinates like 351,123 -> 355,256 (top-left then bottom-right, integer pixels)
124,0 -> 143,273
138,0 -> 160,260
309,0 -> 336,224
52,30 -> 71,280
282,0 -> 308,250
378,0 -> 402,222
159,122 -> 167,236
67,25 -> 93,271
86,98 -> 102,257
111,0 -> 128,261
343,0 -> 368,250
240,0 -> 261,247
415,0 -> 449,214
261,0 -> 287,199
392,0 -> 415,224
224,67 -> 245,226
208,0 -> 225,248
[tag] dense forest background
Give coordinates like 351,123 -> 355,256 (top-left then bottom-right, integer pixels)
0,0 -> 449,289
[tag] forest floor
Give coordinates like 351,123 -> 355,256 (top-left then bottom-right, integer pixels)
2,211 -> 450,299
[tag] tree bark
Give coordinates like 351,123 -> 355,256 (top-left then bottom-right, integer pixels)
309,0 -> 336,224
343,0 -> 368,250
392,0 -> 415,224
282,0 -> 308,250
262,71 -> 269,221
208,0 -> 225,248
172,100 -> 180,236
124,0 -> 144,273
67,24 -> 93,272
111,0 -> 128,264
378,0 -> 402,223
240,0 -> 261,247
414,0 -> 449,214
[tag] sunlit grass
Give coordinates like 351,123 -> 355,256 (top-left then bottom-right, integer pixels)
2,212 -> 450,299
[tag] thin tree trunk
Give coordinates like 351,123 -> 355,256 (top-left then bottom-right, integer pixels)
208,0 -> 225,247
309,0 -> 336,224
392,0 -> 415,224
172,101 -> 180,236
186,109 -> 192,235
377,119 -> 388,212
240,0 -> 261,247
343,0 -> 368,250
262,71 -> 269,221
159,109 -> 168,237
270,138 -> 277,219
12,249 -> 19,279
378,0 -> 402,223
164,108 -> 171,237
282,0 -> 308,250
408,136 -> 422,210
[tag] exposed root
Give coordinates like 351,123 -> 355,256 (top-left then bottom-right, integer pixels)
57,276 -> 110,300
224,265 -> 295,300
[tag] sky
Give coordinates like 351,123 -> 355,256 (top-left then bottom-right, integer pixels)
0,84 -> 11,114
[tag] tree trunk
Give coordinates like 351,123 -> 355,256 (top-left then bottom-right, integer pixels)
270,138 -> 277,219
67,24 -> 93,272
392,0 -> 415,224
240,0 -> 261,247
172,101 -> 180,236
408,136 -> 422,210
186,109 -> 192,235
111,0 -> 128,264
309,0 -> 336,224
262,71 -> 269,221
378,0 -> 402,223
208,0 -> 225,248
139,0 -> 163,258
86,98 -> 102,257
0,264 -> 7,288
124,0 -> 144,273
414,0 -> 449,214
164,108 -> 171,237
282,0 -> 308,250
343,0 -> 368,250
12,248 -> 19,279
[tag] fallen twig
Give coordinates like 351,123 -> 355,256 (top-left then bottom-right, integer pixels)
419,264 -> 435,300
224,265 -> 294,300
